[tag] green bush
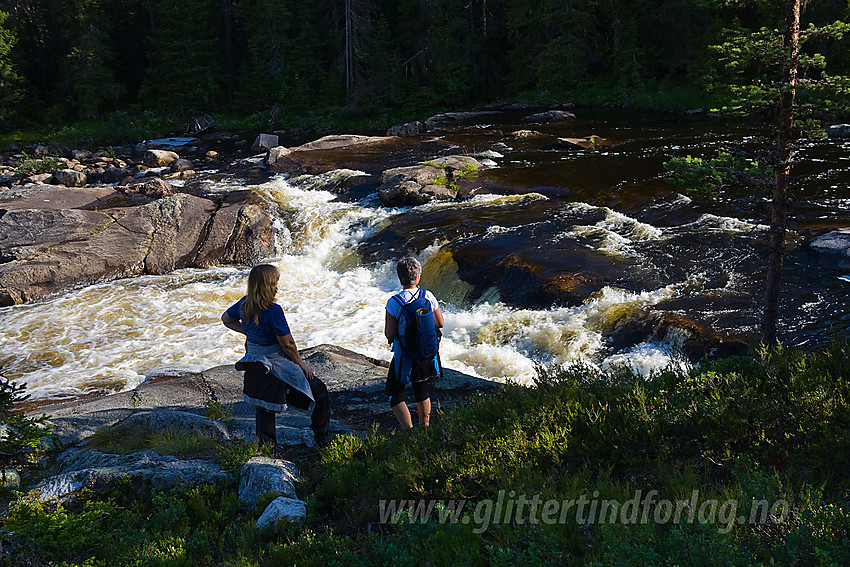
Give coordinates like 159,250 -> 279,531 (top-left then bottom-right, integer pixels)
663,150 -> 772,197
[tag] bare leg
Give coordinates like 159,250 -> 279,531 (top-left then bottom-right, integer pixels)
391,401 -> 414,428
416,398 -> 431,426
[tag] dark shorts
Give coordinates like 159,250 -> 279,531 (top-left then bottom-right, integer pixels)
386,357 -> 435,406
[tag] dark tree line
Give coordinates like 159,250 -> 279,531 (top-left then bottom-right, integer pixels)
0,0 -> 848,126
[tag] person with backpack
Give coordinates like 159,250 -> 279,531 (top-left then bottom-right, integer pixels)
384,256 -> 445,428
221,264 -> 331,450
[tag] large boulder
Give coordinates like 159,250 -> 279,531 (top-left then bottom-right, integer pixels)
0,189 -> 276,305
52,168 -> 88,187
238,457 -> 299,509
378,155 -> 483,206
256,497 -> 307,528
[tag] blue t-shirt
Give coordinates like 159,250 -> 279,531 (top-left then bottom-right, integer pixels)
226,297 -> 291,346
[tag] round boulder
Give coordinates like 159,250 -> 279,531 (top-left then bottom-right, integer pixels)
52,168 -> 88,187
142,149 -> 180,167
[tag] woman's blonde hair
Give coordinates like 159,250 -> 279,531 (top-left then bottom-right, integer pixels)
242,264 -> 280,324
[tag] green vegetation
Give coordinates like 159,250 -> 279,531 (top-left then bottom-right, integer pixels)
663,151 -> 773,197
0,377 -> 50,477
12,153 -> 62,176
3,341 -> 850,565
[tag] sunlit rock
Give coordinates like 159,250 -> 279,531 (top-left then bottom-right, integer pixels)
378,156 -> 483,206
142,149 -> 179,167
256,496 -> 307,528
52,168 -> 88,187
239,457 -> 299,509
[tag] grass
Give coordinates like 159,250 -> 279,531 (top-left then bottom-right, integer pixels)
2,340 -> 850,566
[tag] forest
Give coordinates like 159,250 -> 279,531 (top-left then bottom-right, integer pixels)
1,0 -> 849,134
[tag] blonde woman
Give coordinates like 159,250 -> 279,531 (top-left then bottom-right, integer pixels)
222,264 -> 330,448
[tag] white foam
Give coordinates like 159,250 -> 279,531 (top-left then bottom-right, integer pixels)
689,214 -> 769,233
562,203 -> 662,256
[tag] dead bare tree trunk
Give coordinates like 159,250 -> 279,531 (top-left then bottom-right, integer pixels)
762,0 -> 800,345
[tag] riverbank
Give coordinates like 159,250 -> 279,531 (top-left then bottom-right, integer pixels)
2,341 -> 849,565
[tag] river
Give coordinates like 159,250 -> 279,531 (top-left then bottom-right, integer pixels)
2,111 -> 849,401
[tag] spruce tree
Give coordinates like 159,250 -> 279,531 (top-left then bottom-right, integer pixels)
0,376 -> 50,478
0,9 -> 23,125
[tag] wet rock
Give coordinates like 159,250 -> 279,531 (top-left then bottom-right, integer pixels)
70,149 -> 93,162
168,158 -> 194,172
121,177 -> 176,200
510,129 -> 546,139
378,156 -> 483,206
52,169 -> 88,187
826,124 -> 850,139
161,169 -> 195,180
387,120 -> 427,137
521,110 -> 577,124
239,457 -> 299,509
114,410 -> 230,442
142,149 -> 180,167
811,229 -> 850,258
102,167 -> 128,184
193,190 -> 275,268
425,111 -> 502,130
548,136 -> 602,151
31,450 -> 229,503
252,133 -> 279,152
257,496 -> 307,528
24,172 -> 54,184
267,135 -> 399,176
540,273 -> 606,305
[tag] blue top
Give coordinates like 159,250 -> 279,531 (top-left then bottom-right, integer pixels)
226,297 -> 291,346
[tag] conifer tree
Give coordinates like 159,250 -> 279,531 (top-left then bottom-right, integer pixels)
0,376 -> 49,477
0,8 -> 23,124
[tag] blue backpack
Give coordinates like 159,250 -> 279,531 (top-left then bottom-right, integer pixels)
393,289 -> 440,363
